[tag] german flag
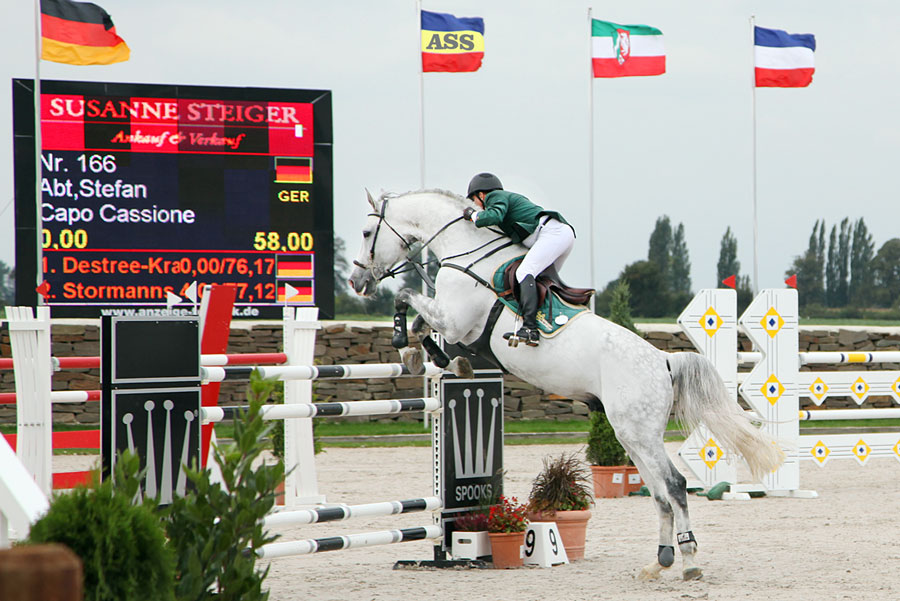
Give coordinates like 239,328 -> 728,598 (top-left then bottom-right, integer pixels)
277,281 -> 314,304
41,0 -> 130,66
276,255 -> 313,278
275,157 -> 313,184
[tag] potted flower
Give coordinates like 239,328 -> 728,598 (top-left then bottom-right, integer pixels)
486,496 -> 529,569
585,411 -> 630,498
527,452 -> 593,560
450,511 -> 491,561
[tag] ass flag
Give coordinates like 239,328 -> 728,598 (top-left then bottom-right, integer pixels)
41,0 -> 130,65
592,19 -> 665,77
421,10 -> 484,72
754,26 -> 816,87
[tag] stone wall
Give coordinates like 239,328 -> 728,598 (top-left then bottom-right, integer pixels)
1,320 -> 899,425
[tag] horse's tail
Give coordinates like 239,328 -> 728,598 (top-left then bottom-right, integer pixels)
668,352 -> 785,481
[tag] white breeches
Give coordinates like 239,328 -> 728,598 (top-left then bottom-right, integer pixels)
515,218 -> 575,283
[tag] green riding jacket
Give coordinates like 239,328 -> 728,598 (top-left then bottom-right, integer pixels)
473,190 -> 572,243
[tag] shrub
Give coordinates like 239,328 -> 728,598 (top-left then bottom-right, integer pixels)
585,411 -> 628,467
163,390 -> 284,601
26,451 -> 175,601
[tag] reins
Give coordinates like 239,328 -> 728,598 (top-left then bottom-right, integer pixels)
354,193 -> 511,292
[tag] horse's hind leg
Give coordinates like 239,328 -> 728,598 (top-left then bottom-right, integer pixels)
631,449 -> 701,581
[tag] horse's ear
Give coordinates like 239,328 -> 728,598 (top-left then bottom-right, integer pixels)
365,188 -> 377,211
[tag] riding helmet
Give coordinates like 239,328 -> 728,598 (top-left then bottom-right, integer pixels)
466,173 -> 503,198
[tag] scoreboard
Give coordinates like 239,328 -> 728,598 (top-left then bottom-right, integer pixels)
13,79 -> 334,318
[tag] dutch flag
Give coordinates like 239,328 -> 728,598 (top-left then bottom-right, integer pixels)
754,26 -> 816,88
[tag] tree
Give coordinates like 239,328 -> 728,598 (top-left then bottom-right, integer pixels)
716,227 -> 740,285
647,216 -> 673,288
670,223 -> 691,295
825,225 -> 839,307
0,261 -> 13,306
786,220 -> 825,307
849,218 -> 875,306
836,217 -> 851,306
872,238 -> 900,308
617,260 -> 668,317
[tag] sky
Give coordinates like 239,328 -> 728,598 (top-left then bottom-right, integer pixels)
1,0 -> 898,299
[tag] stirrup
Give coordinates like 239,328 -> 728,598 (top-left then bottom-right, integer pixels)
503,327 -> 539,347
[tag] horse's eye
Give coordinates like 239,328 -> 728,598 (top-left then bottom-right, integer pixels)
363,230 -> 372,239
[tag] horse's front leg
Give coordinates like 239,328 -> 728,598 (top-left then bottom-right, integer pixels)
394,288 -> 473,379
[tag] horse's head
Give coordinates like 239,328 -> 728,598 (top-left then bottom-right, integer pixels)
348,190 -> 413,297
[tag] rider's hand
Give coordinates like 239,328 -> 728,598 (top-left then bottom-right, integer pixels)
463,207 -> 477,221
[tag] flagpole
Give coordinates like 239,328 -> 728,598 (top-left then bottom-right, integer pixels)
34,0 -> 44,302
587,8 -> 596,311
417,0 -> 425,190
750,15 -> 759,294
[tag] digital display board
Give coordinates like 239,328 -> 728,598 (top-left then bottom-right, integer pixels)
13,79 -> 334,318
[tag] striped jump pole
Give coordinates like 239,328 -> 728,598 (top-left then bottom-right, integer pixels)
0,390 -> 101,405
264,497 -> 442,528
255,525 -> 443,559
0,352 -> 289,371
738,351 -> 900,365
201,362 -> 443,383
799,408 -> 900,421
202,397 -> 440,423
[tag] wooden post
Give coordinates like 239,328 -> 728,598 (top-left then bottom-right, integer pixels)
0,544 -> 82,601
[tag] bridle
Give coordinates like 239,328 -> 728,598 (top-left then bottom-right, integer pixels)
352,194 -> 506,290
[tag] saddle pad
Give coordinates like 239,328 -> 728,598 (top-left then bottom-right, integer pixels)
491,256 -> 591,337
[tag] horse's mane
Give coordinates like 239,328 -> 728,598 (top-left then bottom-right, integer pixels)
377,188 -> 469,211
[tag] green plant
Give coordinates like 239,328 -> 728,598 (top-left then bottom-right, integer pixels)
163,388 -> 284,601
26,451 -> 175,601
487,496 -> 528,533
528,452 -> 593,512
454,511 -> 490,532
585,411 -> 628,466
608,279 -> 640,334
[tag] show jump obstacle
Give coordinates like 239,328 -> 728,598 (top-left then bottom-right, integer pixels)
678,288 -> 900,497
98,313 -> 503,563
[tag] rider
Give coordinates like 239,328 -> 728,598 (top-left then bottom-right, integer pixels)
462,172 -> 575,347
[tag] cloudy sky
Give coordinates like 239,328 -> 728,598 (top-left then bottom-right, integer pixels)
1,0 -> 897,299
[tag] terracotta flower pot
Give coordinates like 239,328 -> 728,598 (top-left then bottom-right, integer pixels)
487,531 -> 525,569
623,465 -> 643,495
526,509 -> 592,561
590,465 -> 626,498
275,479 -> 285,505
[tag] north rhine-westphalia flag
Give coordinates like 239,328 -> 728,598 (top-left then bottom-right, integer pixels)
41,0 -> 130,65
592,19 -> 665,77
421,10 -> 484,72
754,26 -> 816,88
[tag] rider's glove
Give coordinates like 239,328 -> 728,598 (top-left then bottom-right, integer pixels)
463,207 -> 477,221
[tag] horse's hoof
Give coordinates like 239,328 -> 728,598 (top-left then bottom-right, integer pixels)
638,562 -> 666,581
400,348 -> 425,376
682,567 -> 703,581
449,357 -> 474,380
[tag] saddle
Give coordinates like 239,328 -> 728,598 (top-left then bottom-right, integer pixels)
501,259 -> 595,307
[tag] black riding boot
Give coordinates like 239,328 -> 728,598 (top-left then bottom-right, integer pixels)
505,275 -> 540,347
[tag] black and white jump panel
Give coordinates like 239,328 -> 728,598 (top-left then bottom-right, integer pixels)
101,316 -> 201,501
439,374 -> 504,513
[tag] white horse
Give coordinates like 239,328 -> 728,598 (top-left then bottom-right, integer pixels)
349,189 -> 784,580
